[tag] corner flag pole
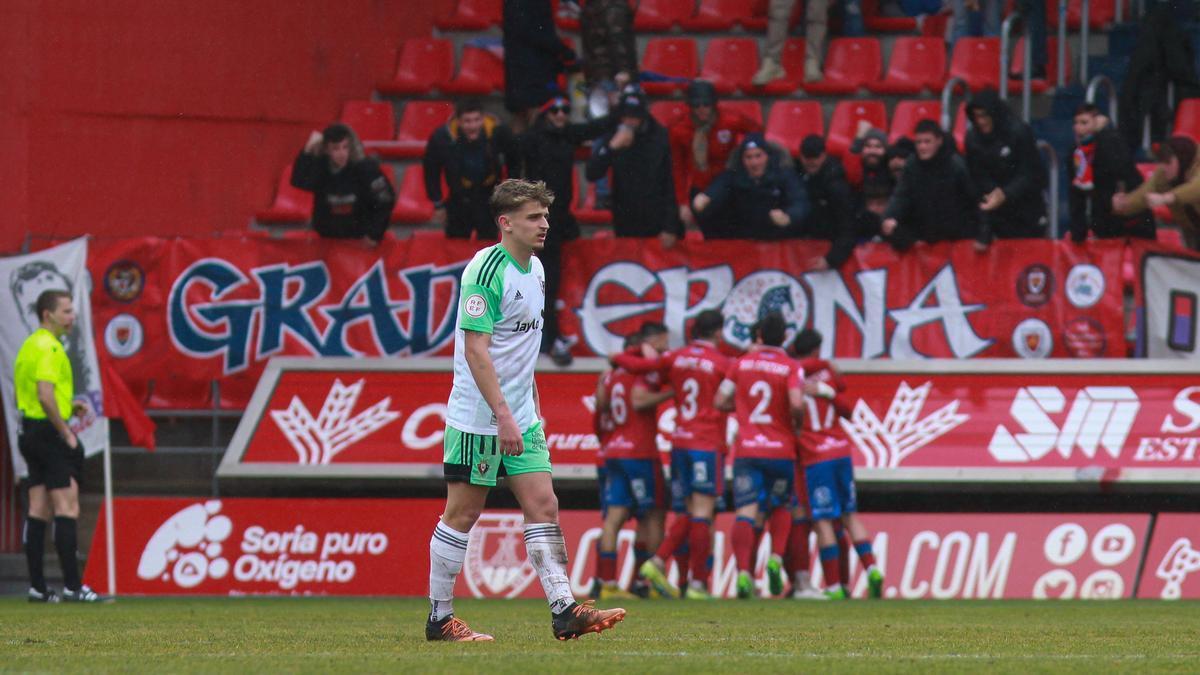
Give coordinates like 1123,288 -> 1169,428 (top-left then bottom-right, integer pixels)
103,439 -> 116,596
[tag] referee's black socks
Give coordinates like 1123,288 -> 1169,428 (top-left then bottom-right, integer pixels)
54,517 -> 82,591
24,517 -> 48,593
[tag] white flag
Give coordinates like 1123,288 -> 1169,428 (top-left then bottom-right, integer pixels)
0,238 -> 108,480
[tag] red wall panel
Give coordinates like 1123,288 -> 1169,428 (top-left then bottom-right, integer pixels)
0,0 -> 439,252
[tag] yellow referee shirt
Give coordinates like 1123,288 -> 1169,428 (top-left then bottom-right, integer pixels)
13,328 -> 73,421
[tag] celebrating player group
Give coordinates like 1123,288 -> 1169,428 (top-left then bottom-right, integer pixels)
426,179 -> 880,646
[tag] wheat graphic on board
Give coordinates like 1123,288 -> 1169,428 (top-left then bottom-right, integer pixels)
270,378 -> 400,464
840,381 -> 968,468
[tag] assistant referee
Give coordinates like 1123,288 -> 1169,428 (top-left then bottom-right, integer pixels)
14,289 -> 100,602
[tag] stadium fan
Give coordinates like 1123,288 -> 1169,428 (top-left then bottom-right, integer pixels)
964,90 -> 1048,243
427,180 -> 625,643
587,93 -> 682,245
791,329 -> 884,600
884,137 -> 915,185
518,93 -> 609,366
423,98 -> 520,240
502,0 -> 580,131
290,124 -> 395,244
803,0 -> 866,83
1114,136 -> 1200,250
852,125 -> 890,189
798,135 -> 857,271
670,81 -> 762,231
580,0 -> 637,114
854,177 -> 893,246
714,313 -> 806,599
594,322 -> 675,600
613,310 -> 732,600
882,120 -> 982,250
1069,104 -> 1155,242
692,133 -> 810,240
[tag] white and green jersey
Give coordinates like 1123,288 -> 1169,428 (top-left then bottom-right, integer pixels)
446,244 -> 546,435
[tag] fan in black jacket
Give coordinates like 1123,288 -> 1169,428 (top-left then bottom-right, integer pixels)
586,92 -> 682,244
1068,105 -> 1155,242
693,133 -> 809,241
502,0 -> 578,119
965,90 -> 1048,242
798,135 -> 856,270
883,120 -> 982,249
518,95 -> 608,364
291,124 -> 394,243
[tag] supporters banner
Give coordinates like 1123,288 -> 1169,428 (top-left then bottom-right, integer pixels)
1132,243 -> 1200,358
82,236 -> 1126,410
86,499 -> 1148,600
1136,514 -> 1200,599
218,359 -> 1200,481
0,238 -> 108,479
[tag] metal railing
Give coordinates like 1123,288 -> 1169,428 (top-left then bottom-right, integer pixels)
1085,75 -> 1118,126
1058,0 -> 1068,88
1000,12 -> 1033,122
940,77 -> 971,132
1037,140 -> 1060,238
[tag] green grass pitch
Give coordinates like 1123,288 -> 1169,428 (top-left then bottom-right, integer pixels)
2,597 -> 1198,673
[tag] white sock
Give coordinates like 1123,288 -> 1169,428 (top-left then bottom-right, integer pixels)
794,570 -> 812,589
524,523 -> 575,614
429,521 -> 469,622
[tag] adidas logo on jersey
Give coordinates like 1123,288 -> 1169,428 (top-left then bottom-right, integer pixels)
515,290 -> 524,300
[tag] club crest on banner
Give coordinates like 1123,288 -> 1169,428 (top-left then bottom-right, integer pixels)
104,260 -> 145,303
1016,264 -> 1053,307
104,313 -> 144,358
1065,264 -> 1105,309
1012,318 -> 1053,358
463,514 -> 539,598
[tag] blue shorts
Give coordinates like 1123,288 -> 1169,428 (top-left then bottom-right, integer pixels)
669,448 -> 722,512
805,456 -> 857,521
732,457 -> 796,510
604,458 -> 665,517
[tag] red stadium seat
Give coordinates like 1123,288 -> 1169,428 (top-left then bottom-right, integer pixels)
765,100 -> 825,157
641,38 -> 699,94
1174,99 -> 1200,143
803,38 -> 882,95
867,37 -> 946,94
718,100 -> 763,128
758,38 -> 806,96
863,0 -> 919,31
650,100 -> 689,127
681,0 -> 757,31
1158,227 -> 1184,248
340,101 -> 394,144
1010,37 -> 1069,92
441,45 -> 504,95
700,38 -> 760,95
949,37 -> 1001,90
634,0 -> 693,30
390,165 -> 434,224
256,165 -> 312,224
826,100 -> 888,157
573,172 -> 612,225
1047,0 -> 1115,29
436,0 -> 501,30
889,100 -> 942,143
377,39 -> 454,96
375,101 -> 454,160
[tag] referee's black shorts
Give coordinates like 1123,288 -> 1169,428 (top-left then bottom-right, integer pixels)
17,418 -> 83,490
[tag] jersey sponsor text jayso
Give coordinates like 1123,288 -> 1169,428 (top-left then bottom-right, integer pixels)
137,501 -> 390,593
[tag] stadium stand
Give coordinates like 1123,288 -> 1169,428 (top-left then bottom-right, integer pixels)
765,100 -> 825,157
826,100 -> 888,157
1010,37 -> 1070,93
650,100 -> 689,126
758,38 -> 806,95
718,100 -> 764,127
341,101 -> 396,144
866,37 -> 946,95
256,165 -> 312,224
1174,99 -> 1200,143
573,171 -> 613,225
681,0 -> 764,31
633,0 -> 693,31
803,37 -> 883,95
641,38 -> 699,94
441,44 -> 504,95
390,165 -> 437,224
889,100 -> 942,143
862,0 -> 917,32
377,38 -> 454,96
1047,0 -> 1115,29
700,38 -> 760,95
949,37 -> 1002,91
435,0 -> 501,30
384,100 -> 454,159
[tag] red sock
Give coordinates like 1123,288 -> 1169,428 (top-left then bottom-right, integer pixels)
656,515 -> 691,561
673,546 -> 691,582
752,525 -> 766,570
596,551 -> 618,583
819,545 -> 841,588
768,508 -> 791,558
687,518 -> 712,586
854,540 -> 877,568
838,528 -> 851,588
784,519 -> 811,576
733,517 -> 756,574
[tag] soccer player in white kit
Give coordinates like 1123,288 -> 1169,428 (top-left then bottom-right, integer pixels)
425,179 -> 626,642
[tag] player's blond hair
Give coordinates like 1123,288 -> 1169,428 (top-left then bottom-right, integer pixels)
490,179 -> 555,221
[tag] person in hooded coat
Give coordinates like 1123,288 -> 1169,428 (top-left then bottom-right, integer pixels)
798,135 -> 856,270
692,133 -> 810,240
883,119 -> 982,249
586,92 -> 682,244
291,123 -> 395,243
1115,136 -> 1200,251
964,89 -> 1048,242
